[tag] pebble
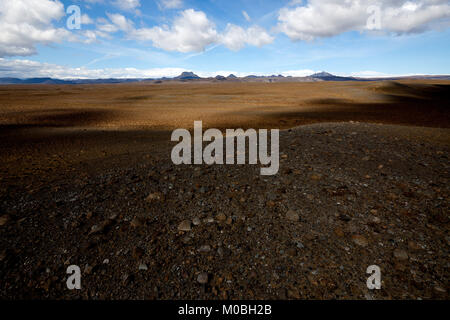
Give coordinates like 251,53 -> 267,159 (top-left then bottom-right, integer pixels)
393,249 -> 409,261
197,272 -> 209,284
130,217 -> 143,228
192,217 -> 201,226
352,235 -> 368,247
286,210 -> 299,222
434,286 -> 446,294
89,224 -> 103,235
0,215 -> 9,226
178,220 -> 192,232
199,245 -> 211,253
103,259 -> 110,264
146,192 -> 163,202
139,263 -> 148,271
372,217 -> 381,224
182,235 -> 192,244
216,213 -> 227,222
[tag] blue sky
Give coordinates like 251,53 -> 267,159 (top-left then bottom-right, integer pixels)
0,0 -> 449,78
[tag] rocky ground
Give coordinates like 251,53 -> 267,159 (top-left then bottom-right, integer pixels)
0,122 -> 448,300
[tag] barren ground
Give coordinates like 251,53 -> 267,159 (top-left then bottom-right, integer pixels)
0,81 -> 448,299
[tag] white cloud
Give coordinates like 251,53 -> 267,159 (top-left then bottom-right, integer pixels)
0,58 -> 426,79
242,10 -> 251,22
112,0 -> 140,12
0,58 -> 187,79
0,58 -> 270,79
106,13 -> 134,32
277,0 -> 450,41
281,69 -> 316,77
81,14 -> 94,25
158,0 -> 183,10
88,9 -> 273,53
221,24 -> 274,51
0,0 -> 70,57
131,9 -> 218,52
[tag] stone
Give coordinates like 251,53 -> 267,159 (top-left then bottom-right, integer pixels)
130,217 -> 143,228
182,236 -> 192,244
192,217 -> 201,226
89,224 -> 103,235
139,263 -> 148,271
434,286 -> 446,294
0,215 -> 9,226
146,192 -> 163,202
372,217 -> 381,224
393,249 -> 408,261
352,235 -> 368,247
408,241 -> 421,251
216,213 -> 227,222
197,272 -> 209,284
178,220 -> 191,232
199,245 -> 211,253
286,210 -> 299,222
334,227 -> 345,237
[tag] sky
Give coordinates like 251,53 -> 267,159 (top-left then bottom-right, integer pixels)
0,0 -> 449,79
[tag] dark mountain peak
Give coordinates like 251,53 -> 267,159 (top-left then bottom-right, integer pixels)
311,71 -> 335,78
175,72 -> 200,80
310,71 -> 357,82
227,74 -> 237,79
215,75 -> 226,81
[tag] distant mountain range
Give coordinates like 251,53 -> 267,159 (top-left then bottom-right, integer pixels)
0,72 -> 449,85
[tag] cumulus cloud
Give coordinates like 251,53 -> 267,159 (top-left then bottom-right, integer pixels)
106,13 -> 134,32
221,24 -> 274,51
0,0 -> 70,57
128,9 -> 273,52
131,9 -> 218,52
277,0 -> 450,41
158,0 -> 183,10
111,0 -> 140,12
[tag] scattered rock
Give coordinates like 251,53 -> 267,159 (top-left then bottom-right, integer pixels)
182,235 -> 192,244
130,217 -> 144,228
393,249 -> 408,261
334,227 -> 345,237
352,235 -> 368,247
408,241 -> 421,251
89,224 -> 103,235
0,215 -> 9,226
192,217 -> 201,226
286,210 -> 299,222
178,220 -> 192,232
434,286 -> 446,294
216,213 -> 227,222
139,263 -> 148,271
199,245 -> 211,253
197,272 -> 209,284
146,192 -> 163,202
